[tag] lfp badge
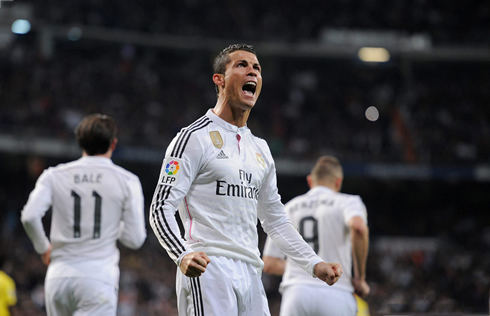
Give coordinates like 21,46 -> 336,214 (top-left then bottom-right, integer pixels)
165,160 -> 180,175
160,158 -> 182,186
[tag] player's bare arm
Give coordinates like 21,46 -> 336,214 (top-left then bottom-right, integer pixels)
262,256 -> 286,276
314,262 -> 343,286
180,251 -> 211,277
41,244 -> 52,266
349,216 -> 370,297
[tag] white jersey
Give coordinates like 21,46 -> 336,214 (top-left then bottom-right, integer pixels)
21,156 -> 147,288
150,109 -> 323,276
263,186 -> 367,293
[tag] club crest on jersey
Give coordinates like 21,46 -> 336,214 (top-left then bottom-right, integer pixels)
256,153 -> 266,169
209,131 -> 224,149
160,158 -> 182,186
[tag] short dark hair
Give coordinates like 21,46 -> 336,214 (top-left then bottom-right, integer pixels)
212,43 -> 256,93
75,114 -> 117,155
311,156 -> 343,183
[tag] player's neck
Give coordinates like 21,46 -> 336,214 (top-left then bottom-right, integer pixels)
82,151 -> 112,159
313,183 -> 338,192
213,100 -> 250,128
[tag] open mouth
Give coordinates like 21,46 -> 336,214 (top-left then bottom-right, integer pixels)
242,81 -> 256,97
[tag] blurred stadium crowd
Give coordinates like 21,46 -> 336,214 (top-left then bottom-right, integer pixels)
1,0 -> 490,315
1,40 -> 489,165
19,0 -> 490,45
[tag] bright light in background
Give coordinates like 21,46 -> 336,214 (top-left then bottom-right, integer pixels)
358,47 -> 390,62
365,106 -> 379,121
11,19 -> 31,35
67,27 -> 82,41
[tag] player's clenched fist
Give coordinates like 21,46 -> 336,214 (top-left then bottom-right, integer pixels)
180,252 -> 211,277
314,262 -> 343,286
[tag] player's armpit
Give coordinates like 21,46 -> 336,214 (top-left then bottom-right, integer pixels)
179,252 -> 211,277
314,262 -> 343,286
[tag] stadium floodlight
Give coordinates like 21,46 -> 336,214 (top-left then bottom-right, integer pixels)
11,19 -> 31,35
358,47 -> 390,62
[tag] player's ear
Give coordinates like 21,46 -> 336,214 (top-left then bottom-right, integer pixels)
213,74 -> 225,90
110,138 -> 118,152
306,175 -> 313,189
335,177 -> 343,192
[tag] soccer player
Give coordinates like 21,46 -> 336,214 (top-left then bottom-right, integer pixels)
262,156 -> 370,316
150,43 -> 343,316
0,256 -> 16,316
21,114 -> 147,316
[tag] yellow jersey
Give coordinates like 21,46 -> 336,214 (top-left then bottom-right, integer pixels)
0,271 -> 16,316
355,294 -> 370,316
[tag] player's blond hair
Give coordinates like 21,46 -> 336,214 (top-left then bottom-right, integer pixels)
311,156 -> 343,184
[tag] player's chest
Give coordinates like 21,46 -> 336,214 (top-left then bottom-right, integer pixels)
199,132 -> 268,188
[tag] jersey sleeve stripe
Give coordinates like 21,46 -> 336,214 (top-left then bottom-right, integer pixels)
170,117 -> 212,159
177,120 -> 212,158
150,184 -> 185,259
170,116 -> 208,157
191,277 -> 204,316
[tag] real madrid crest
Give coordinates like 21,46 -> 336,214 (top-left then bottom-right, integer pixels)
209,131 -> 224,149
256,153 -> 266,169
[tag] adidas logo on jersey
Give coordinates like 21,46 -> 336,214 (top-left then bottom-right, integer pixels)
217,150 -> 229,159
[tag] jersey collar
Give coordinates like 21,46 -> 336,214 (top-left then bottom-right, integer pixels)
309,185 -> 335,196
79,156 -> 113,165
206,109 -> 249,134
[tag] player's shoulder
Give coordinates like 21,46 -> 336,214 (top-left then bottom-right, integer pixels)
247,128 -> 269,147
168,114 -> 214,152
335,192 -> 366,210
109,163 -> 140,182
0,270 -> 15,284
336,191 -> 364,202
180,114 -> 214,135
40,160 -> 77,177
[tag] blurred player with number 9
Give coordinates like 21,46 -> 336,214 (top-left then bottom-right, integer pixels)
263,156 -> 370,316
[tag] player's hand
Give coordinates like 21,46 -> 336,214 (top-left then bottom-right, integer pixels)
352,278 -> 370,298
180,252 -> 211,277
314,262 -> 343,286
41,244 -> 52,266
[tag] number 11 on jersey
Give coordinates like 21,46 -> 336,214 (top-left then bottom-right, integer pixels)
71,190 -> 102,239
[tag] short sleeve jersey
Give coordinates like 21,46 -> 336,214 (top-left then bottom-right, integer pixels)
263,186 -> 367,293
21,156 -> 146,287
150,109 -> 323,274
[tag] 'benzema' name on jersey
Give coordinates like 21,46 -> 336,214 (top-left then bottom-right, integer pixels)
215,169 -> 259,200
74,173 -> 102,184
289,198 -> 334,213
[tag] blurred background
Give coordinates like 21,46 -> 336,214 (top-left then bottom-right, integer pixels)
1,0 -> 490,315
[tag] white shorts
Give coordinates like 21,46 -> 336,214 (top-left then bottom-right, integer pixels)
45,277 -> 118,316
176,255 -> 270,316
280,284 -> 357,316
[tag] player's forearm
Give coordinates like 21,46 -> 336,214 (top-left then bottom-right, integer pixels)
149,197 -> 189,263
267,221 -> 323,277
118,221 -> 147,249
21,213 -> 51,254
351,226 -> 369,279
262,256 -> 286,275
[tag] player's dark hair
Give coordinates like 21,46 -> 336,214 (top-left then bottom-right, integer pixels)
75,114 -> 117,156
213,43 -> 256,94
311,156 -> 343,182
